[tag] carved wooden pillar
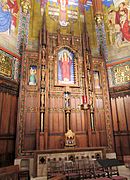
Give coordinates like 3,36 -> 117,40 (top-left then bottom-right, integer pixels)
92,0 -> 114,152
57,28 -> 60,46
44,50 -> 49,150
82,16 -> 95,146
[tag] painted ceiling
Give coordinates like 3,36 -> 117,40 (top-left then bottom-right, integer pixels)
1,0 -> 130,62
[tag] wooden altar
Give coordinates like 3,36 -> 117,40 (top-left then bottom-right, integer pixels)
15,12 -> 114,177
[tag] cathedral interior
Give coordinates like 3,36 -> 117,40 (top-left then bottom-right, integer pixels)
0,0 -> 130,179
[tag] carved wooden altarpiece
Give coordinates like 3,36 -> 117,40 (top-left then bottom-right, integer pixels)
15,14 -> 114,159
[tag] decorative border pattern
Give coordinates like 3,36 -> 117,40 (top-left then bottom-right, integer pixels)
100,61 -> 114,152
95,22 -> 108,61
17,8 -> 30,54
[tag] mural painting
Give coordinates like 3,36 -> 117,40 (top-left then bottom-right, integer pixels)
48,0 -> 78,27
0,0 -> 19,33
0,0 -> 20,53
103,0 -> 130,60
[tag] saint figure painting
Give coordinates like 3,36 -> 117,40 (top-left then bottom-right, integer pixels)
29,65 -> 37,85
58,49 -> 75,84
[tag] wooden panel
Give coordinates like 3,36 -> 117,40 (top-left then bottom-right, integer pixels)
53,112 -> 59,132
0,92 -> 3,121
24,135 -> 36,150
76,134 -> 87,147
76,112 -> 82,131
49,135 -> 64,149
58,96 -> 63,109
111,98 -> 118,131
124,95 -> 130,131
0,140 -> 7,153
49,112 -> 53,132
81,111 -> 86,132
0,90 -> 18,166
0,93 -> 11,134
71,96 -> 76,109
49,96 -> 65,133
39,133 -> 45,149
9,96 -> 17,134
95,98 -> 106,131
121,136 -> 130,155
58,112 -> 65,132
91,133 -> 100,147
116,97 -> 127,131
95,110 -> 105,131
99,131 -> 107,146
24,111 -> 37,150
115,136 -> 122,157
24,113 -> 36,134
7,140 -> 15,153
71,112 -> 77,131
111,93 -> 130,160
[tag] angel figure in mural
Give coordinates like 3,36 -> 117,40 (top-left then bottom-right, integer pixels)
0,0 -> 19,33
0,0 -> 11,32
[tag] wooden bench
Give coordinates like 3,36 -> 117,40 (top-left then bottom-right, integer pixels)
0,165 -> 30,180
0,165 -> 19,180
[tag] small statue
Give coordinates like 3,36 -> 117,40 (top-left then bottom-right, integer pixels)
29,66 -> 37,85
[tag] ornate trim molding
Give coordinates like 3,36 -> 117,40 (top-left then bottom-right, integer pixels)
0,76 -> 19,96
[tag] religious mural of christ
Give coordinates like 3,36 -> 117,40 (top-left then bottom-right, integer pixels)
58,49 -> 75,84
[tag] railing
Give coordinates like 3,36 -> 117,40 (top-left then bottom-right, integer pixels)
47,158 -> 128,180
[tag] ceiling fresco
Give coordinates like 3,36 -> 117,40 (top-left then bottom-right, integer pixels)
1,0 -> 130,63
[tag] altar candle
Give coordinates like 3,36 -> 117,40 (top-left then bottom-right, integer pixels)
82,95 -> 87,104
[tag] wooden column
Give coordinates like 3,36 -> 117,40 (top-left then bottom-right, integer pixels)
92,0 -> 103,26
44,31 -> 49,150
